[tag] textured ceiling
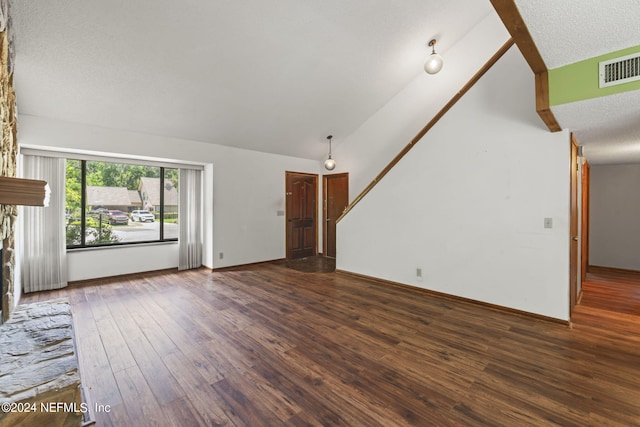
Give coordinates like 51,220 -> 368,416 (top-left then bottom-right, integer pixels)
515,0 -> 640,164
515,0 -> 640,70
552,91 -> 640,164
10,0 -> 493,160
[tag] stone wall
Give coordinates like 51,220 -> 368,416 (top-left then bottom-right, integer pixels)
0,0 -> 17,323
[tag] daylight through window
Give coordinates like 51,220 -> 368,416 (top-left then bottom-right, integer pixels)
66,159 -> 179,248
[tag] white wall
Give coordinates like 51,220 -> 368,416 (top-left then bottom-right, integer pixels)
68,243 -> 179,281
337,47 -> 571,320
17,115 -> 323,281
330,12 -> 512,200
590,163 -> 640,270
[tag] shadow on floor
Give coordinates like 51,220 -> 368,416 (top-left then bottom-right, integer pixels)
280,256 -> 336,273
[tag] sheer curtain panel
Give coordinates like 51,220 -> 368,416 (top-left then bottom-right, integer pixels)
178,169 -> 203,270
21,155 -> 68,293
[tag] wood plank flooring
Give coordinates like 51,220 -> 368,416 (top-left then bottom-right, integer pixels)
20,263 -> 640,426
581,266 -> 640,315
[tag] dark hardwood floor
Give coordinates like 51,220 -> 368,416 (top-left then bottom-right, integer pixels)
20,264 -> 640,426
581,266 -> 640,315
279,256 -> 336,273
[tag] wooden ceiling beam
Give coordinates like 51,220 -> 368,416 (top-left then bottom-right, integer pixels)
490,0 -> 562,132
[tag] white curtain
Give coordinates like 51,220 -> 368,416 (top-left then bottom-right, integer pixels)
21,155 -> 68,293
178,168 -> 202,270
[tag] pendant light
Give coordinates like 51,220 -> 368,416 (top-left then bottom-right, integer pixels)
424,39 -> 443,75
324,135 -> 336,171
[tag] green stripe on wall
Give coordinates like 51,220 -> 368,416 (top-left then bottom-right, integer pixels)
549,45 -> 640,106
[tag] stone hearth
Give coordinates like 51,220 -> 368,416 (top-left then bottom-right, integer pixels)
0,299 -> 83,427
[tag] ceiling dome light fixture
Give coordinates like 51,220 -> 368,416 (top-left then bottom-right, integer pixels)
424,39 -> 443,75
324,135 -> 336,171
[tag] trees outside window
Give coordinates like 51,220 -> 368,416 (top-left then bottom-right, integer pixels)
65,160 -> 179,248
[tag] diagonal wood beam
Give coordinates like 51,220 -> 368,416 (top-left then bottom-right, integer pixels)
490,0 -> 562,132
337,39 -> 514,224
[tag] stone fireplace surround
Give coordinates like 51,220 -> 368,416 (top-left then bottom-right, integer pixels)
0,3 -> 18,323
0,4 -> 86,425
0,299 -> 85,427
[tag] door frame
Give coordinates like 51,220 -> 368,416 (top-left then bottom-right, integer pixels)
569,134 -> 579,315
322,172 -> 349,257
581,160 -> 590,284
285,171 -> 318,260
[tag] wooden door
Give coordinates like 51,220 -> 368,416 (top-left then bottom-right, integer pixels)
323,173 -> 349,258
570,135 -> 579,313
286,172 -> 317,260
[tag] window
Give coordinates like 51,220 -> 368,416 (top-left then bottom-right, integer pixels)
65,159 -> 179,248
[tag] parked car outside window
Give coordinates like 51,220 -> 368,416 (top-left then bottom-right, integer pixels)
108,210 -> 129,225
89,206 -> 109,215
131,210 -> 155,222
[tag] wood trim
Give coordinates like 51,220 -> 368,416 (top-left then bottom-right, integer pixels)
337,39 -> 515,223
336,269 -> 570,326
322,176 -> 327,256
490,0 -> 562,132
490,0 -> 546,73
581,160 -> 590,282
535,71 -> 562,132
0,176 -> 48,206
570,134 -> 579,314
69,259 -> 292,285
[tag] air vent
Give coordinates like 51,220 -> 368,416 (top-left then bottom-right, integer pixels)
599,52 -> 640,88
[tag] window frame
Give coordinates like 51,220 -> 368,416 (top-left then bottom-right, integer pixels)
66,159 -> 178,250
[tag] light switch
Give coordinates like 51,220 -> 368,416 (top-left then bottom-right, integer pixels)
544,218 -> 553,229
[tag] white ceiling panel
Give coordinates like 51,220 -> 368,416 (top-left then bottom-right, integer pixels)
10,0 -> 493,160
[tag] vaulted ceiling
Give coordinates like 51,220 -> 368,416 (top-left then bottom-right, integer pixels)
10,1 -> 640,164
10,0 -> 493,160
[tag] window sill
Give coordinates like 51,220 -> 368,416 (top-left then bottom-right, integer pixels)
67,240 -> 178,253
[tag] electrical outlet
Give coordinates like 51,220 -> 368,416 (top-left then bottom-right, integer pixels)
416,268 -> 422,278
219,252 -> 224,259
